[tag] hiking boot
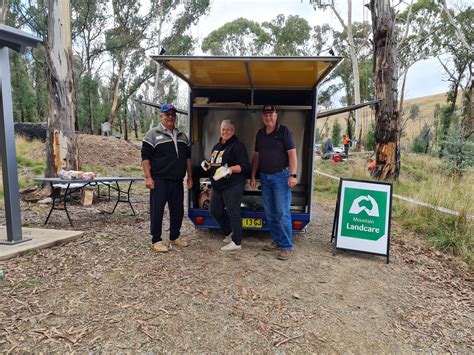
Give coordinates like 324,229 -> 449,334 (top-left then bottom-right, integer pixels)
153,241 -> 169,253
262,242 -> 280,251
170,236 -> 189,247
221,241 -> 242,251
277,249 -> 292,260
223,232 -> 233,243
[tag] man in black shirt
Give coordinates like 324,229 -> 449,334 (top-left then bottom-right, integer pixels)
141,103 -> 193,252
250,105 -> 297,260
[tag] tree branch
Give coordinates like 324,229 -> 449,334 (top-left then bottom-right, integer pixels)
441,0 -> 473,52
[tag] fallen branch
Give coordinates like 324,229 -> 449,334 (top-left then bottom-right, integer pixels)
274,334 -> 302,347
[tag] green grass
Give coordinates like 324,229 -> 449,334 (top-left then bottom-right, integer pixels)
121,165 -> 142,174
16,156 -> 35,167
17,278 -> 42,288
82,165 -> 108,175
315,154 -> 473,267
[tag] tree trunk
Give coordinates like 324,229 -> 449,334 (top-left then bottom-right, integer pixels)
45,0 -> 78,177
346,0 -> 362,146
370,0 -> 400,180
123,99 -> 128,141
1,0 -> 8,23
153,0 -> 165,103
107,53 -> 127,126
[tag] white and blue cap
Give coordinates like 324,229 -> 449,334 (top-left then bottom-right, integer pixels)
160,103 -> 177,113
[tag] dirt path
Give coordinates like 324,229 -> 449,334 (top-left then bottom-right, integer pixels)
0,191 -> 472,352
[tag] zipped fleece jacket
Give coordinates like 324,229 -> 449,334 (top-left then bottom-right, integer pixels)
208,135 -> 250,191
141,124 -> 191,180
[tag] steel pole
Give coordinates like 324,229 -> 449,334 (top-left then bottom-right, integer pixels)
0,46 -> 27,244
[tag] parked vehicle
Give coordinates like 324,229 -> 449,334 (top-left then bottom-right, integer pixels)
152,56 -> 341,232
315,143 -> 322,154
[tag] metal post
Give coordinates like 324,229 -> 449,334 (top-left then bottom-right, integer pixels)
0,46 -> 28,244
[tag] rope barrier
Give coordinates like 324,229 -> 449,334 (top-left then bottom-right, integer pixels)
314,169 -> 474,221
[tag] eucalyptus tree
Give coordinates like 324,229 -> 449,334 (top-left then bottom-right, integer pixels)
6,1 -> 48,122
331,21 -> 372,138
72,0 -> 109,133
44,0 -> 78,176
311,0 -> 367,143
396,1 -> 441,119
369,0 -> 400,180
106,0 -> 210,132
263,15 -> 312,55
5,3 -> 37,122
202,18 -> 270,56
434,3 -> 473,139
105,0 -> 150,126
152,0 -> 210,104
202,15 -> 322,57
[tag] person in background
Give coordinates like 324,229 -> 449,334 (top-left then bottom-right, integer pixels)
204,120 -> 250,251
141,103 -> 193,253
250,105 -> 297,260
324,134 -> 334,159
343,134 -> 351,159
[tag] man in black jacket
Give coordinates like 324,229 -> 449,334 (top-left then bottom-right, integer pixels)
141,103 -> 193,252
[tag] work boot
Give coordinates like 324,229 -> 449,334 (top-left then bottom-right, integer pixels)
221,241 -> 242,251
223,232 -> 233,243
170,236 -> 189,247
277,249 -> 292,260
262,242 -> 280,251
153,241 -> 169,253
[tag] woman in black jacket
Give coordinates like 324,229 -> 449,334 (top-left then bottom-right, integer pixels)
205,120 -> 250,251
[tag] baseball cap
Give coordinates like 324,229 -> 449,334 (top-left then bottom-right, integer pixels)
262,104 -> 277,113
160,103 -> 177,113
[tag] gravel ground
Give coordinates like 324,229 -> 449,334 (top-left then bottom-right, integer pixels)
0,188 -> 472,352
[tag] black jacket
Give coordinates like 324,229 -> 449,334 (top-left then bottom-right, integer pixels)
141,124 -> 191,180
208,135 -> 250,191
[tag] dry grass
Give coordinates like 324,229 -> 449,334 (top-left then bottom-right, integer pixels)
314,153 -> 474,267
316,92 -> 461,149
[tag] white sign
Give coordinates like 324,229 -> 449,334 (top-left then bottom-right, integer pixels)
334,179 -> 392,259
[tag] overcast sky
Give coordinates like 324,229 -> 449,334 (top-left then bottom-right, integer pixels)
189,0 -> 450,100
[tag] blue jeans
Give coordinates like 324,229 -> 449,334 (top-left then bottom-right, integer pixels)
260,170 -> 292,250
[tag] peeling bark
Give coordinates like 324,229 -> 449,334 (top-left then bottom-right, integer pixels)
370,0 -> 400,180
45,0 -> 78,177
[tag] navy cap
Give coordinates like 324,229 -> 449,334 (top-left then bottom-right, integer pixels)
160,103 -> 177,113
262,104 -> 277,113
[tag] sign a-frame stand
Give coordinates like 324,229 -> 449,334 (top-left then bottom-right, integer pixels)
331,178 -> 393,263
0,25 -> 42,245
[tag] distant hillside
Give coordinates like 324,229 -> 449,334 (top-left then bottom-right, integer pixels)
317,92 -> 455,148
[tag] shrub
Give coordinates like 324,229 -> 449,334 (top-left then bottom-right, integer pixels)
441,123 -> 474,177
364,121 -> 376,151
411,124 -> 433,154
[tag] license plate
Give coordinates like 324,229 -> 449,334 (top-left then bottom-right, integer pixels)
242,218 -> 263,228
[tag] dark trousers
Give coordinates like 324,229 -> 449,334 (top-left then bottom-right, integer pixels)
209,181 -> 245,245
150,178 -> 184,243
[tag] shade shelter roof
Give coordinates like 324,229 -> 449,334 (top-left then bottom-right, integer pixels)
150,55 -> 342,89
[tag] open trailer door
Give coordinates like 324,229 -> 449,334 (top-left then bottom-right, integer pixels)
151,56 -> 341,232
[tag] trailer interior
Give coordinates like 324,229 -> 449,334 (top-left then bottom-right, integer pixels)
151,56 -> 341,230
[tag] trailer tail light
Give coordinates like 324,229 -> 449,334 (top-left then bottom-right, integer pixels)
195,216 -> 204,225
293,220 -> 303,230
